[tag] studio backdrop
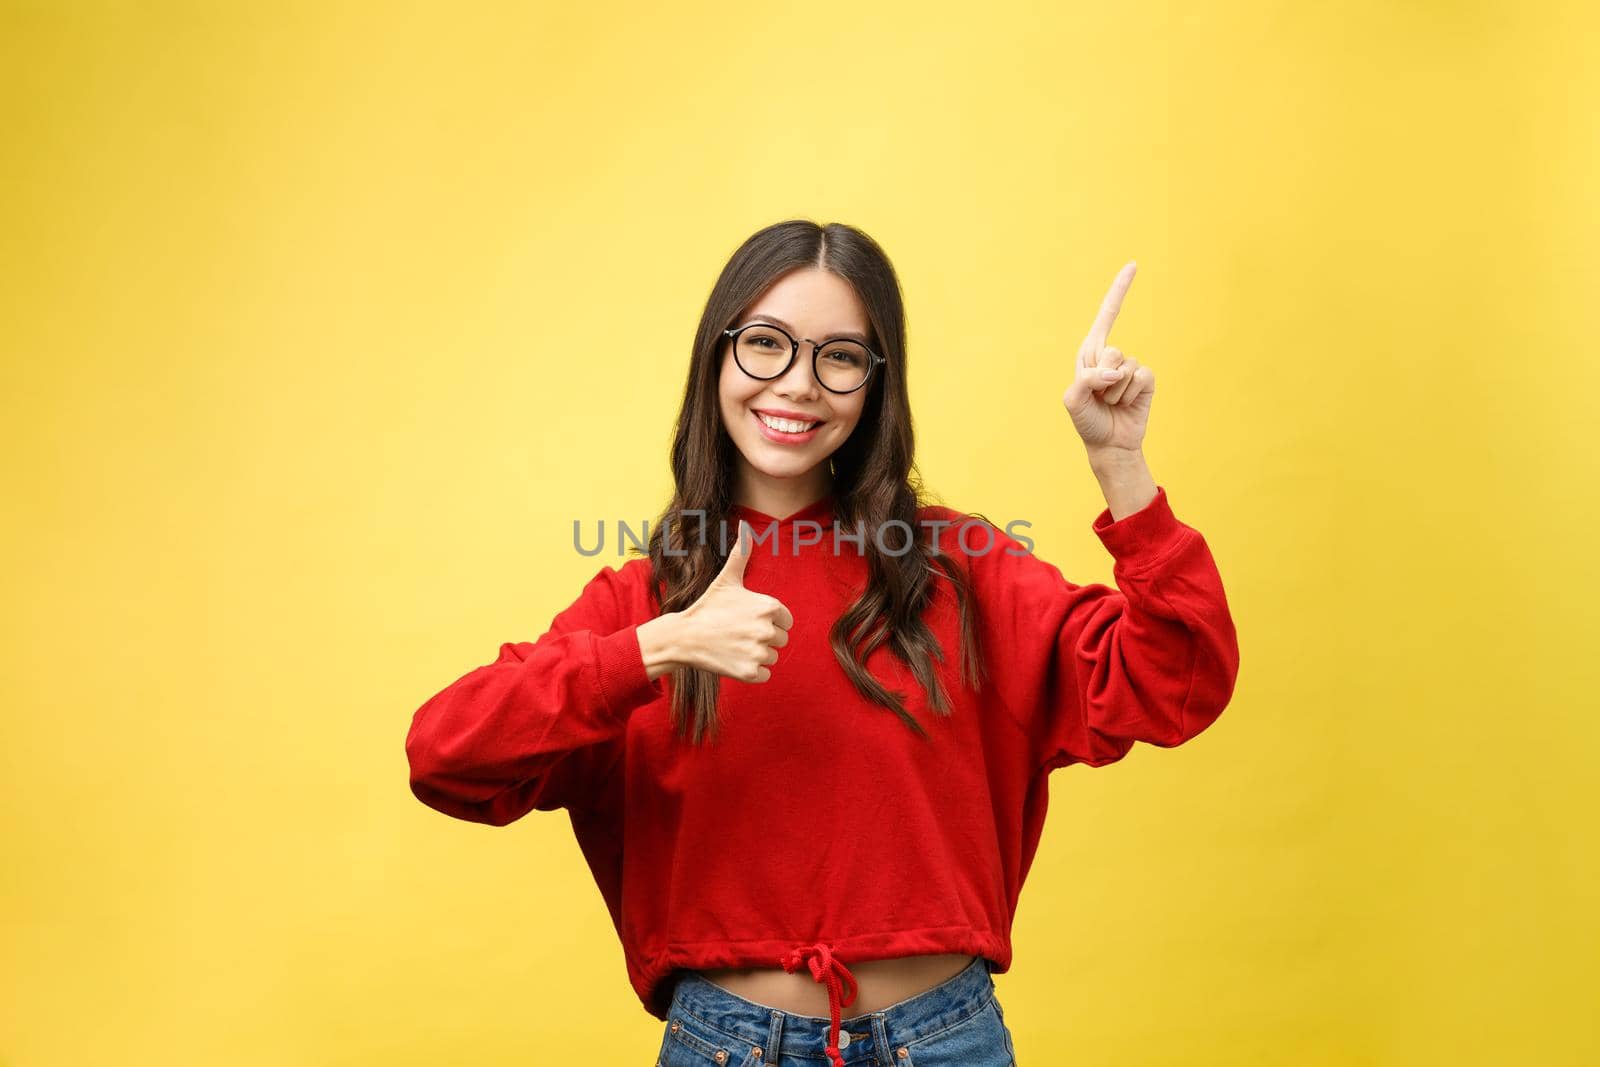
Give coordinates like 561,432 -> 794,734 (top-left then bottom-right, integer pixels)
2,2 -> 1595,1065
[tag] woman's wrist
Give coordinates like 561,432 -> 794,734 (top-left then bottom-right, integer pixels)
637,612 -> 692,680
1086,447 -> 1158,521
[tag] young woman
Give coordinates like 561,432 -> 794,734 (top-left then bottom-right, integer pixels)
405,220 -> 1240,1066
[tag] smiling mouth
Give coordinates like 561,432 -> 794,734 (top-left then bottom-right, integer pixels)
754,412 -> 823,433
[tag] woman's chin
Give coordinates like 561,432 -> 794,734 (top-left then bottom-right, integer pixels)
738,446 -> 825,480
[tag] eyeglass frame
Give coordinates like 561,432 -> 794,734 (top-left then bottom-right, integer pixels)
722,321 -> 886,395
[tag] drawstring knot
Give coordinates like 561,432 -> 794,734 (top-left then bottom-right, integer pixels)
779,941 -> 858,1067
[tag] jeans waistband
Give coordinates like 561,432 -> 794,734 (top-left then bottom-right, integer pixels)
667,955 -> 997,1065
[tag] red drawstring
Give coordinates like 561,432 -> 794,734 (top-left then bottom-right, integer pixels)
779,941 -> 859,1067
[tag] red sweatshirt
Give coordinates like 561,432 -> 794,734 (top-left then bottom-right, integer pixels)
406,486 -> 1239,1046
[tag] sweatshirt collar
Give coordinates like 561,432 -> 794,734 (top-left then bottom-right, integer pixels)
729,492 -> 836,527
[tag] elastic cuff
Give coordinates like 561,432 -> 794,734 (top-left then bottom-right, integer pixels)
593,624 -> 666,719
1091,485 -> 1192,575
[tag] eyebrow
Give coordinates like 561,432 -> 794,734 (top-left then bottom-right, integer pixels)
742,312 -> 872,346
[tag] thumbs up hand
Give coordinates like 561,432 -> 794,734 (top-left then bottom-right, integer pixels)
668,520 -> 795,684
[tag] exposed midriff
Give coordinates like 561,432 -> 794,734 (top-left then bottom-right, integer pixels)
694,953 -> 980,1019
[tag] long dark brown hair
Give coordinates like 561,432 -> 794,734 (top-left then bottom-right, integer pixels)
642,219 -> 993,744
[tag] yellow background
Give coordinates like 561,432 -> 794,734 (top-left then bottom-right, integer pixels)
3,1 -> 1596,1064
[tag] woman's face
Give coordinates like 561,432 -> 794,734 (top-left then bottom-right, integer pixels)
718,267 -> 874,493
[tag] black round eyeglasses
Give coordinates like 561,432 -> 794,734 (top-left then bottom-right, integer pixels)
723,322 -> 885,395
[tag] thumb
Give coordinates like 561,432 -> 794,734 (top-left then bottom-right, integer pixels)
1062,361 -> 1124,413
716,519 -> 752,586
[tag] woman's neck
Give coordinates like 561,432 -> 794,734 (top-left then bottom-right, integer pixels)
732,468 -> 833,521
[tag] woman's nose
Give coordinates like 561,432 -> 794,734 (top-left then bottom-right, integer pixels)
773,353 -> 821,398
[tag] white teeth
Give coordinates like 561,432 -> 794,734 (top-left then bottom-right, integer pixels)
757,412 -> 818,433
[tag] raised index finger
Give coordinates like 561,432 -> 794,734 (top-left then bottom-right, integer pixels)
1080,260 -> 1138,360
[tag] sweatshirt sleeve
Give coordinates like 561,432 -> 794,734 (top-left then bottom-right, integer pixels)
961,486 -> 1240,776
404,560 -> 666,826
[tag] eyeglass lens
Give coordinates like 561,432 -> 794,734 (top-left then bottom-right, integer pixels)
733,325 -> 873,392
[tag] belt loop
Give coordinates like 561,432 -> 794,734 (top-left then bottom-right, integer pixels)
869,1012 -> 893,1067
765,1008 -> 784,1063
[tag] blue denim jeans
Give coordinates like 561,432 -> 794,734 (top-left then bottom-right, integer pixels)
655,955 -> 1018,1067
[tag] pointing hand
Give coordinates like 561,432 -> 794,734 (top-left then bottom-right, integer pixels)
1061,260 -> 1157,454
